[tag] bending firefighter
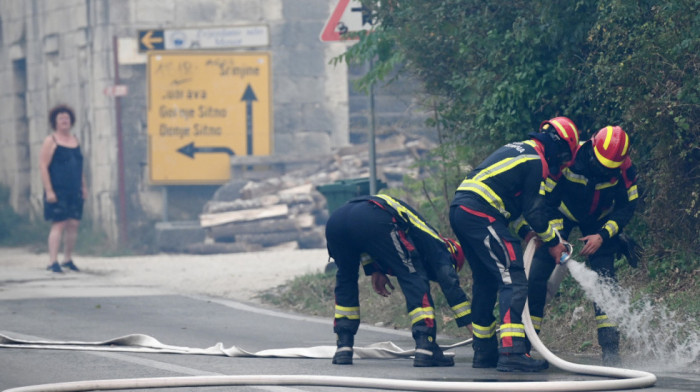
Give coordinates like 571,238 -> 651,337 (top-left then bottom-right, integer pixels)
326,194 -> 471,367
528,125 -> 640,366
450,117 -> 578,372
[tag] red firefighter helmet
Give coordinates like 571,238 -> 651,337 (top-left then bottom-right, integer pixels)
444,238 -> 465,272
592,126 -> 630,169
539,116 -> 580,162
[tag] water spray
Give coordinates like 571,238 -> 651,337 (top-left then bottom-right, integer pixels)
565,258 -> 700,370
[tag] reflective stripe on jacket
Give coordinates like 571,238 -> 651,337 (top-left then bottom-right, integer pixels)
548,152 -> 638,241
451,140 -> 560,247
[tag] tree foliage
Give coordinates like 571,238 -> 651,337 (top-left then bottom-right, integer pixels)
347,0 -> 699,262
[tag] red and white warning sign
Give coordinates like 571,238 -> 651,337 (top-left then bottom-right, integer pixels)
319,0 -> 376,42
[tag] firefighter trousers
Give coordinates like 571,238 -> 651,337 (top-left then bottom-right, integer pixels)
449,202 -> 528,355
326,200 -> 437,341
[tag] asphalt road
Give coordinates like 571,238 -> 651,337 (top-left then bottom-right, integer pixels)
0,250 -> 697,391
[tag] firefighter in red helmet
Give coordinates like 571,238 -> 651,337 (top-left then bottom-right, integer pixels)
528,125 -> 640,367
449,116 -> 579,372
326,194 -> 471,367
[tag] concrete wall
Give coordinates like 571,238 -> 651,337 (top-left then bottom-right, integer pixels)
0,0 -> 431,247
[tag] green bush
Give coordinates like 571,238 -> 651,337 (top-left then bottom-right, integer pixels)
343,0 -> 698,277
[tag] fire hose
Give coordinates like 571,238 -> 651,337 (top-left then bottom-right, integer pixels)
4,239 -> 657,392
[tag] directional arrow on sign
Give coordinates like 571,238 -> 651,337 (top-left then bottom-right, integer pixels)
139,30 -> 164,51
241,84 -> 258,156
177,142 -> 235,159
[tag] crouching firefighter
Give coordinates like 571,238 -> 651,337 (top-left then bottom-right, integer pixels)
528,125 -> 640,367
326,194 -> 471,367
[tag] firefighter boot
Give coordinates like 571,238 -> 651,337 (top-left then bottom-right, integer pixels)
413,334 -> 455,367
602,351 -> 622,367
496,353 -> 548,372
332,333 -> 354,365
472,337 -> 498,368
473,350 -> 499,368
524,337 -> 550,370
599,327 -> 621,367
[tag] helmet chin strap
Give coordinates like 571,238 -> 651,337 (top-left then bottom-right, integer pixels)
580,142 -> 616,180
530,132 -> 563,174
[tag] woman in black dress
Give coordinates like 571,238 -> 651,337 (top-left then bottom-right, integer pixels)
38,105 -> 87,273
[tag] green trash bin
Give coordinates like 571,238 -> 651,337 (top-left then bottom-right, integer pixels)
316,177 -> 387,214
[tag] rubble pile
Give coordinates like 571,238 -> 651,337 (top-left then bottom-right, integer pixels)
183,131 -> 437,254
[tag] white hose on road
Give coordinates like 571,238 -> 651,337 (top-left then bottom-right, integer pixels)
5,240 -> 657,392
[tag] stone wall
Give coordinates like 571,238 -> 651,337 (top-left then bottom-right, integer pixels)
0,0 -> 431,247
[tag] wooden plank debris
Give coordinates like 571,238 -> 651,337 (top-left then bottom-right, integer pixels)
200,204 -> 289,228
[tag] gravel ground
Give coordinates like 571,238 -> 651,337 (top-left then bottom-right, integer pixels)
0,247 -> 329,302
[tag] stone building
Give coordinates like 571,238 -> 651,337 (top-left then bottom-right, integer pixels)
0,0 -> 431,247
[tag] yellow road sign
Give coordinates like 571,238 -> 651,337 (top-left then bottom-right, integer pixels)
147,52 -> 272,184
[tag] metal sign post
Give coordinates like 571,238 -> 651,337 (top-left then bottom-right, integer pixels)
321,1 -> 379,194
369,57 -> 377,195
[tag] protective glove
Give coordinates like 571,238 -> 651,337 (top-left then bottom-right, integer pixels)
617,233 -> 642,268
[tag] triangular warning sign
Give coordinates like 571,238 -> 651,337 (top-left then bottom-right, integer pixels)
320,0 -> 375,42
